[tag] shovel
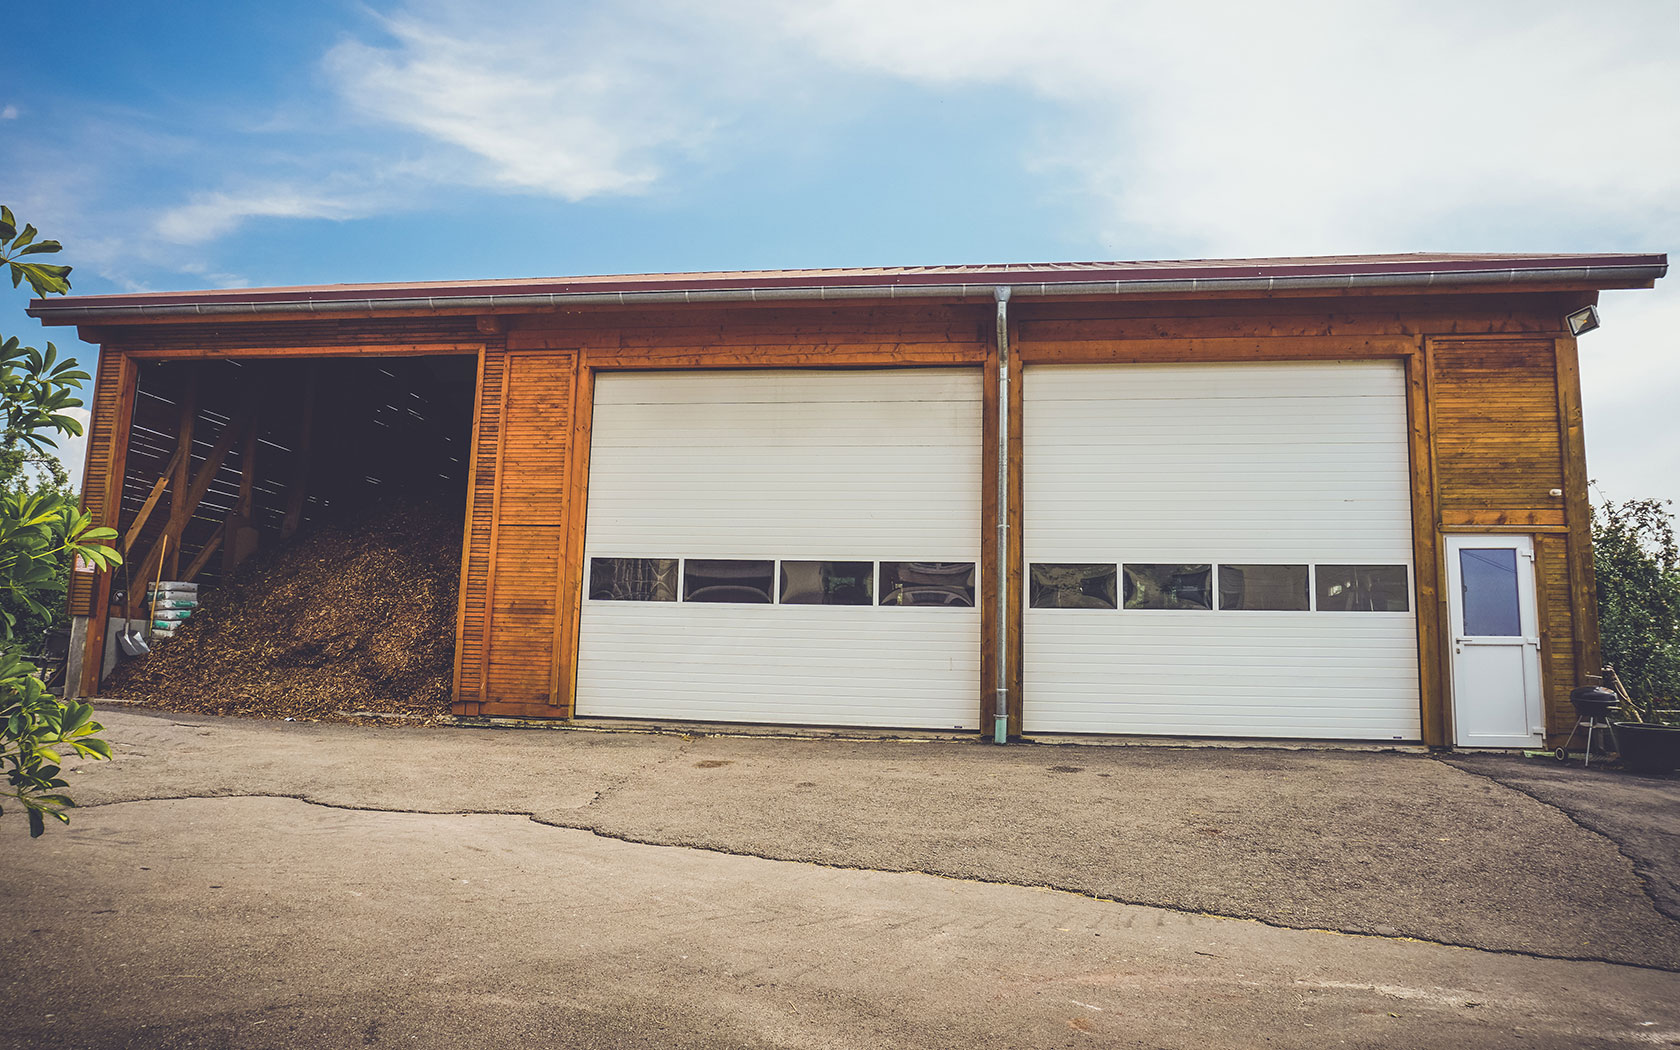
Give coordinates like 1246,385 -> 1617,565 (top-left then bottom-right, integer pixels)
116,536 -> 167,657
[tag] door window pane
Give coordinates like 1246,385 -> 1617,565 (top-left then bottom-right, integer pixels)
683,559 -> 775,604
1460,548 -> 1522,636
780,561 -> 873,605
1030,564 -> 1118,609
1316,565 -> 1410,612
589,558 -> 678,601
1122,564 -> 1212,610
1218,565 -> 1309,611
879,562 -> 975,607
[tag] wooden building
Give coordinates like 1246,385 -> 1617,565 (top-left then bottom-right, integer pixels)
31,252 -> 1667,748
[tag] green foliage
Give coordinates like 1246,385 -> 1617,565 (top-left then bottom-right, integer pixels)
1593,493 -> 1680,722
0,205 -> 73,296
0,206 -> 121,836
0,449 -> 77,649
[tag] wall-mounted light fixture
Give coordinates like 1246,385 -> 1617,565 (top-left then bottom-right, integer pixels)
1566,305 -> 1601,337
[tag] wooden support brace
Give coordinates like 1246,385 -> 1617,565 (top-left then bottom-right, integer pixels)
183,526 -> 225,584
121,442 -> 189,554
139,416 -> 250,585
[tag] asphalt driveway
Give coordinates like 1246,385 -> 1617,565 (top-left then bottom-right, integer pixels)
3,706 -> 1677,1049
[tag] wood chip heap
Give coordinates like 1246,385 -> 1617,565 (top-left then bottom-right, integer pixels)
105,500 -> 462,723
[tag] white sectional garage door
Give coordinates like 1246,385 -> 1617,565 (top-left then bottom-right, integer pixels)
1024,360 -> 1420,740
576,369 -> 981,729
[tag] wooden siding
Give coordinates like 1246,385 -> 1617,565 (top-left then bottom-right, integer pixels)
69,351 -> 128,616
73,293 -> 1609,742
1535,532 -> 1581,740
1429,339 -> 1566,528
1428,335 -> 1594,743
454,350 -> 576,713
453,351 -> 504,704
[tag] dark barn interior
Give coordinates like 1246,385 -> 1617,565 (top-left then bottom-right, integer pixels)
113,354 -> 477,601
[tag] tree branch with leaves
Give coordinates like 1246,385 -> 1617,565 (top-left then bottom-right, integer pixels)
0,205 -> 122,836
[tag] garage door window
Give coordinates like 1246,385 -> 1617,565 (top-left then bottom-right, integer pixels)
1218,564 -> 1310,611
780,561 -> 874,605
1030,563 -> 1118,609
1316,565 -> 1410,612
589,558 -> 679,601
684,559 -> 775,604
1122,564 -> 1212,610
880,562 -> 975,607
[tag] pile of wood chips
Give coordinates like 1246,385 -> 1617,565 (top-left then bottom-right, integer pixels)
105,500 -> 462,724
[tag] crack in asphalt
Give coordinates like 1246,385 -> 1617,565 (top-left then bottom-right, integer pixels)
73,790 -> 1680,977
1435,756 -> 1680,928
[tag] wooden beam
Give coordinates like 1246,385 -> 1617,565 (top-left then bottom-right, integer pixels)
163,373 -> 199,578
140,416 -> 248,586
582,346 -> 986,369
1555,334 -> 1600,680
120,440 -> 188,554
1006,315 -> 1025,738
548,350 -> 583,715
558,358 -> 594,717
1404,346 -> 1447,748
182,527 -> 225,583
477,356 -> 513,700
123,342 -> 484,360
1017,334 -> 1420,365
80,353 -> 139,697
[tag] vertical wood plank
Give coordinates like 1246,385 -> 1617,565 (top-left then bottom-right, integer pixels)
478,357 -> 513,698
78,352 -> 137,695
1404,346 -> 1447,747
1554,334 -> 1600,682
1006,316 -> 1025,736
163,370 -> 198,580
548,349 -> 585,713
560,360 -> 596,716
452,350 -> 506,708
450,347 -> 491,715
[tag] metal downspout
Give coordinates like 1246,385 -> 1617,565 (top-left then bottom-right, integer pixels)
994,286 -> 1012,745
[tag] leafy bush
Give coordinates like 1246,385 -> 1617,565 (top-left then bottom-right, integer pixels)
1593,494 -> 1680,721
0,206 -> 123,835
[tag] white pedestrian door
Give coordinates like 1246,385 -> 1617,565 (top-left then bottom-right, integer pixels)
1447,535 -> 1543,748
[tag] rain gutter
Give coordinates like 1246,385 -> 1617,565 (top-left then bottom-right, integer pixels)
27,263 -> 1668,324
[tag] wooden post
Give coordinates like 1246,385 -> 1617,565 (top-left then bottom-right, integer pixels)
79,353 -> 139,696
163,370 -> 198,579
1406,346 -> 1447,748
138,416 -> 249,587
1555,333 -> 1600,678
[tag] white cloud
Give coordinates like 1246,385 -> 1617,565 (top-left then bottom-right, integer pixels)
0,104 -> 18,120
758,0 -> 1680,255
322,3 -> 726,199
153,187 -> 369,244
1580,281 -> 1680,509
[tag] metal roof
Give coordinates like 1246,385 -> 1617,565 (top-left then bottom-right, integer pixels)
28,252 -> 1667,323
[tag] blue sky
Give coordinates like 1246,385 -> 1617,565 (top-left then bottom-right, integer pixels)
6,0 -> 1678,507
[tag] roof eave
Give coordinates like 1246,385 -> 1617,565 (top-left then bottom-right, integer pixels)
26,261 -> 1668,326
